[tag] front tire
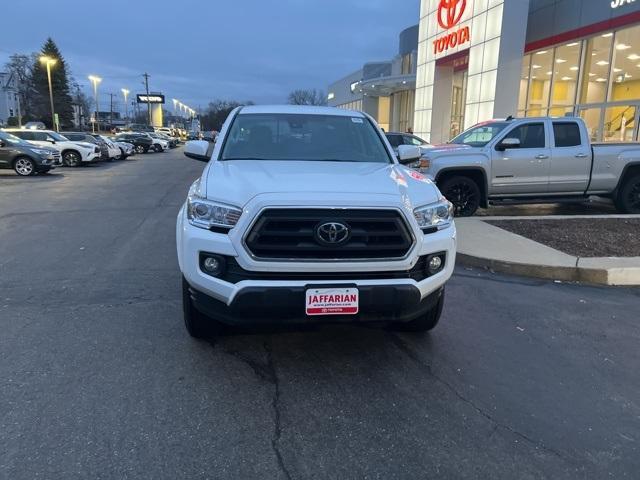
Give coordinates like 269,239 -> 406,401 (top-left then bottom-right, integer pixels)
62,151 -> 82,167
135,145 -> 145,154
439,176 -> 481,217
154,144 -> 162,153
13,157 -> 36,176
616,173 -> 640,214
393,289 -> 445,332
182,277 -> 223,339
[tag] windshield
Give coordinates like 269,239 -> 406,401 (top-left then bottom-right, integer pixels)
220,113 -> 391,163
450,122 -> 510,147
0,131 -> 31,146
49,131 -> 69,142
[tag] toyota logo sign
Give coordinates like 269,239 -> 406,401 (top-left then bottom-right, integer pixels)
437,0 -> 467,30
315,222 -> 350,246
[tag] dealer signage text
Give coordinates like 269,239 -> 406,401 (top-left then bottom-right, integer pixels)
611,0 -> 636,8
136,94 -> 165,104
433,0 -> 470,55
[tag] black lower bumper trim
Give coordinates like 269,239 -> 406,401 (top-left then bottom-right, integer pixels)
188,283 -> 444,326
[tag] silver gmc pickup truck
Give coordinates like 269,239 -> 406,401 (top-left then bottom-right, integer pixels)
420,117 -> 640,216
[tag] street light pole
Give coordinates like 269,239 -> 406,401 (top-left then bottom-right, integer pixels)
40,56 -> 57,131
88,75 -> 102,133
121,89 -> 130,121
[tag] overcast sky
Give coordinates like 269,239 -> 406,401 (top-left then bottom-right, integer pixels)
0,0 -> 418,113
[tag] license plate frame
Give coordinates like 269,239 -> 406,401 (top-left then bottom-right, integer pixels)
305,286 -> 359,316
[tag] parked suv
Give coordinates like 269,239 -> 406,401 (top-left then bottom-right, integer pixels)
5,129 -> 100,167
61,132 -> 110,161
114,133 -> 153,154
177,105 -> 456,338
0,130 -> 60,175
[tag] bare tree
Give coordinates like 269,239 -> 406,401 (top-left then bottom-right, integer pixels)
4,53 -> 35,120
287,89 -> 328,106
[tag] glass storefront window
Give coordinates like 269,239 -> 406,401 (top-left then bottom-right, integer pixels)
580,34 -> 613,104
526,49 -> 553,116
610,25 -> 640,104
604,105 -> 636,142
579,107 -> 603,141
518,55 -> 530,112
549,42 -> 581,116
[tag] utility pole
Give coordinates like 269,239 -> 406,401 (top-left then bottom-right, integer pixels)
143,72 -> 152,127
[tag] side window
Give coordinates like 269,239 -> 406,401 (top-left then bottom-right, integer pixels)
503,123 -> 546,149
386,135 -> 402,147
403,135 -> 424,146
13,131 -> 30,140
553,122 -> 582,148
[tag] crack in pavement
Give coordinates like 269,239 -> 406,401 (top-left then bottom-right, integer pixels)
219,341 -> 293,480
389,333 -> 575,465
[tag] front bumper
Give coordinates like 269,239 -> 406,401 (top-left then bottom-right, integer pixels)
83,152 -> 100,163
187,281 -> 444,325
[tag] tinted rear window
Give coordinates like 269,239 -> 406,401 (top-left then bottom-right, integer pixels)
553,122 -> 582,148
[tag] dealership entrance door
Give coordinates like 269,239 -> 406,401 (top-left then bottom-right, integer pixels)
430,52 -> 469,143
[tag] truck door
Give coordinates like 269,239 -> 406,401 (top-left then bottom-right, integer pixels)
548,120 -> 591,193
491,121 -> 550,194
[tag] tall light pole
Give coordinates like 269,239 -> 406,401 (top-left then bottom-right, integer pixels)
88,75 -> 102,133
121,88 -> 130,121
40,56 -> 57,131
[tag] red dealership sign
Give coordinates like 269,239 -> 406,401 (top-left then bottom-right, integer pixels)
437,0 -> 467,29
434,0 -> 470,55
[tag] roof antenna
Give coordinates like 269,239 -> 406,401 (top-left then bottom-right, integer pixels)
506,115 -> 514,121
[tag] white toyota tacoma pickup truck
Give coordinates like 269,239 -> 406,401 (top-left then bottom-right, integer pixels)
176,106 -> 456,338
418,117 -> 640,216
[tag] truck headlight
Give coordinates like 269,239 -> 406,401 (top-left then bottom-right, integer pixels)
414,199 -> 454,230
187,188 -> 242,230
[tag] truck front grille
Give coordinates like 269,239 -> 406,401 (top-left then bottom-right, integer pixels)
245,209 -> 414,261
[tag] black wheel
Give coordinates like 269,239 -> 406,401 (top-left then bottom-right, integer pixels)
616,173 -> 640,214
62,151 -> 81,167
439,176 -> 481,217
143,146 -> 150,154
118,148 -> 126,159
154,144 -> 162,153
13,157 -> 36,176
182,277 -> 223,339
135,145 -> 144,154
393,289 -> 445,333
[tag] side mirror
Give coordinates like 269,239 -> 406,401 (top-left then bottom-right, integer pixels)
396,145 -> 421,164
496,137 -> 520,151
184,140 -> 210,162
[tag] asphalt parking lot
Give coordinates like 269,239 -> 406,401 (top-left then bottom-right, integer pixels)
1,151 -> 639,479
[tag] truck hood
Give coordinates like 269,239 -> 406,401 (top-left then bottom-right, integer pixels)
203,160 -> 441,209
427,143 -> 477,155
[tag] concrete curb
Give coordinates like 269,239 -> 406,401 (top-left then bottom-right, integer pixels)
455,218 -> 640,286
456,253 -> 640,286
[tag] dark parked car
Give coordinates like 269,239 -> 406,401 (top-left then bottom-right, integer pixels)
0,130 -> 60,176
114,133 -> 154,153
150,132 -> 178,148
385,132 -> 430,150
61,132 -> 110,161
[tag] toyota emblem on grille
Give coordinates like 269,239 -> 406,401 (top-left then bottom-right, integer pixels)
315,222 -> 350,246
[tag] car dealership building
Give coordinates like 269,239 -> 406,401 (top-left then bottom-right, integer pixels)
329,0 -> 640,144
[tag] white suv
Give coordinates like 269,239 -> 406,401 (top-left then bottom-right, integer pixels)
5,129 -> 100,167
177,106 -> 456,338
